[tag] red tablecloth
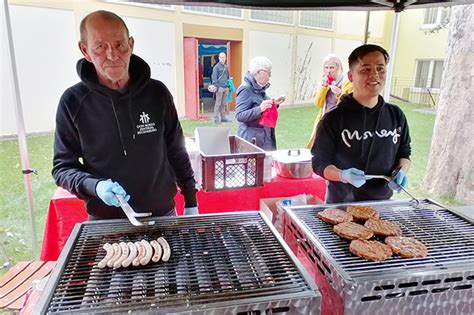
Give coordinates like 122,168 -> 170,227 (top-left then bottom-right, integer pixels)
40,175 -> 326,261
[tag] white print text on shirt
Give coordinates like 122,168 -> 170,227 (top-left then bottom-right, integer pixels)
341,128 -> 400,148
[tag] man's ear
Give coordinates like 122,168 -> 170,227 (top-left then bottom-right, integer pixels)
78,41 -> 92,62
129,36 -> 135,51
347,70 -> 353,82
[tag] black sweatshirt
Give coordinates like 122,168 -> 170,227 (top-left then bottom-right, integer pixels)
311,94 -> 411,203
52,55 -> 197,219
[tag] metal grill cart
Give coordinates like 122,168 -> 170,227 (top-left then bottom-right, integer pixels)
283,199 -> 474,315
35,212 -> 320,314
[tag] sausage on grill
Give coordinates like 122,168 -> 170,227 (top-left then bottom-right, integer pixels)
122,242 -> 137,268
133,241 -> 145,266
140,240 -> 153,266
113,242 -> 130,269
98,243 -> 113,269
157,237 -> 171,262
107,243 -> 122,268
150,240 -> 162,263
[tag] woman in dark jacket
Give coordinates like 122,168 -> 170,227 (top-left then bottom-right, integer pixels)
235,56 -> 286,151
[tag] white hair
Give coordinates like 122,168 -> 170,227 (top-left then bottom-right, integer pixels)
249,56 -> 272,75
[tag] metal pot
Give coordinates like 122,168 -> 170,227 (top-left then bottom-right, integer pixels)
272,148 -> 313,179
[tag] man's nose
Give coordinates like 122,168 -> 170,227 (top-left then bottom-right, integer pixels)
106,46 -> 119,60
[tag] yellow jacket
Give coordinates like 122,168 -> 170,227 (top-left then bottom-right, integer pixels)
306,80 -> 353,148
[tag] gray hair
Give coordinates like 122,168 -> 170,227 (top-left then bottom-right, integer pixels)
322,54 -> 343,76
249,56 -> 272,75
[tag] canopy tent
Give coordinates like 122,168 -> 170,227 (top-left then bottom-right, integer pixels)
3,0 -> 473,258
129,0 -> 471,11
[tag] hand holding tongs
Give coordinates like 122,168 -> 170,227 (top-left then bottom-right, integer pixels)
115,194 -> 153,226
365,166 -> 420,208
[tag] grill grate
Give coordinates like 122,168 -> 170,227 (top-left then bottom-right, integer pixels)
43,213 -> 314,313
290,199 -> 474,278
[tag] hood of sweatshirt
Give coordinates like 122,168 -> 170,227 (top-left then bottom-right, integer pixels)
76,54 -> 150,97
243,71 -> 270,91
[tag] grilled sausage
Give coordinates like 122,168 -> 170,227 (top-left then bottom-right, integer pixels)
122,242 -> 138,268
150,240 -> 162,263
140,240 -> 153,266
157,237 -> 171,262
107,243 -> 122,268
113,242 -> 130,269
98,243 -> 113,269
132,241 -> 145,267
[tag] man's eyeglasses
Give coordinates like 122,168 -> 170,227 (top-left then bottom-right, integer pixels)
259,69 -> 271,76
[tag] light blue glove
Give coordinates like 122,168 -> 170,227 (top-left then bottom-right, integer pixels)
388,169 -> 408,192
184,206 -> 199,216
95,179 -> 130,207
339,168 -> 366,188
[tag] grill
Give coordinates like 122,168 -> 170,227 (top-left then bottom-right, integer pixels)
35,212 -> 320,314
283,198 -> 474,315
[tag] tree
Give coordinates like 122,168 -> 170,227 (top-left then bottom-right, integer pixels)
424,4 -> 474,203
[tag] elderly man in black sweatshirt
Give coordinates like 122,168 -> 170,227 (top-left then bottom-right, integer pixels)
52,10 -> 198,219
311,44 -> 411,204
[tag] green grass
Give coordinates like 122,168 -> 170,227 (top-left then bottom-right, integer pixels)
0,102 -> 463,271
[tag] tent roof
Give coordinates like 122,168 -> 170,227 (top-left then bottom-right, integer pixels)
129,0 -> 473,12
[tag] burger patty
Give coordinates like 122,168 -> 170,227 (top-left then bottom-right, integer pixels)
349,240 -> 393,261
385,236 -> 428,258
317,208 -> 353,225
334,222 -> 374,240
346,206 -> 380,221
364,219 -> 402,236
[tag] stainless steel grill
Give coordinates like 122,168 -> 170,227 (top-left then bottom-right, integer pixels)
283,198 -> 474,315
35,212 -> 320,314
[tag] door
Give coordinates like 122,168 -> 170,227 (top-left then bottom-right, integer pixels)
183,38 -> 199,119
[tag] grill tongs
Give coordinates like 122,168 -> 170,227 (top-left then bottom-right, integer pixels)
365,166 -> 420,208
115,194 -> 152,226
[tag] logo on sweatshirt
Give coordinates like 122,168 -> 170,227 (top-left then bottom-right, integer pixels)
136,111 -> 157,135
341,128 -> 400,148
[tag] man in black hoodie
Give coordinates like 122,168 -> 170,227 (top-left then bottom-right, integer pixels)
52,10 -> 198,219
311,44 -> 411,203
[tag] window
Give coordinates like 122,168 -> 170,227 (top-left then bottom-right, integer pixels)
414,60 -> 444,90
299,11 -> 333,30
422,7 -> 449,28
183,5 -> 242,18
250,10 -> 294,25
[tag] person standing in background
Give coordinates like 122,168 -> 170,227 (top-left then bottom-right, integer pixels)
235,56 -> 286,151
307,54 -> 352,148
211,52 -> 230,123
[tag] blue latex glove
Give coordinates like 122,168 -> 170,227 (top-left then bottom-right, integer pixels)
184,206 -> 199,216
388,169 -> 408,192
339,168 -> 366,188
95,179 -> 130,207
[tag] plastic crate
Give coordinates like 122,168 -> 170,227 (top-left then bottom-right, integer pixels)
201,136 -> 266,191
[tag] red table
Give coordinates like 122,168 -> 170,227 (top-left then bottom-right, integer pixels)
40,175 -> 326,261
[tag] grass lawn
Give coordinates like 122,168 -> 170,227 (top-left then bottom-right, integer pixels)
0,101 -> 462,270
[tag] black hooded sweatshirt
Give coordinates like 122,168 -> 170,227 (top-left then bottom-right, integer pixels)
311,94 -> 411,203
52,55 -> 197,219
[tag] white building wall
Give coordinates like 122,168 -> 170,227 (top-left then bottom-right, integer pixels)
123,16 -> 177,100
248,30 -> 292,99
294,35 -> 332,102
1,5 -> 77,136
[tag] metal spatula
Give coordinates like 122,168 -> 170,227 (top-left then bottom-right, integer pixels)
365,167 -> 420,208
115,194 -> 153,226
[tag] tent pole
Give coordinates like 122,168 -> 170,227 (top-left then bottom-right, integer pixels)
3,0 -> 39,258
384,11 -> 401,101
